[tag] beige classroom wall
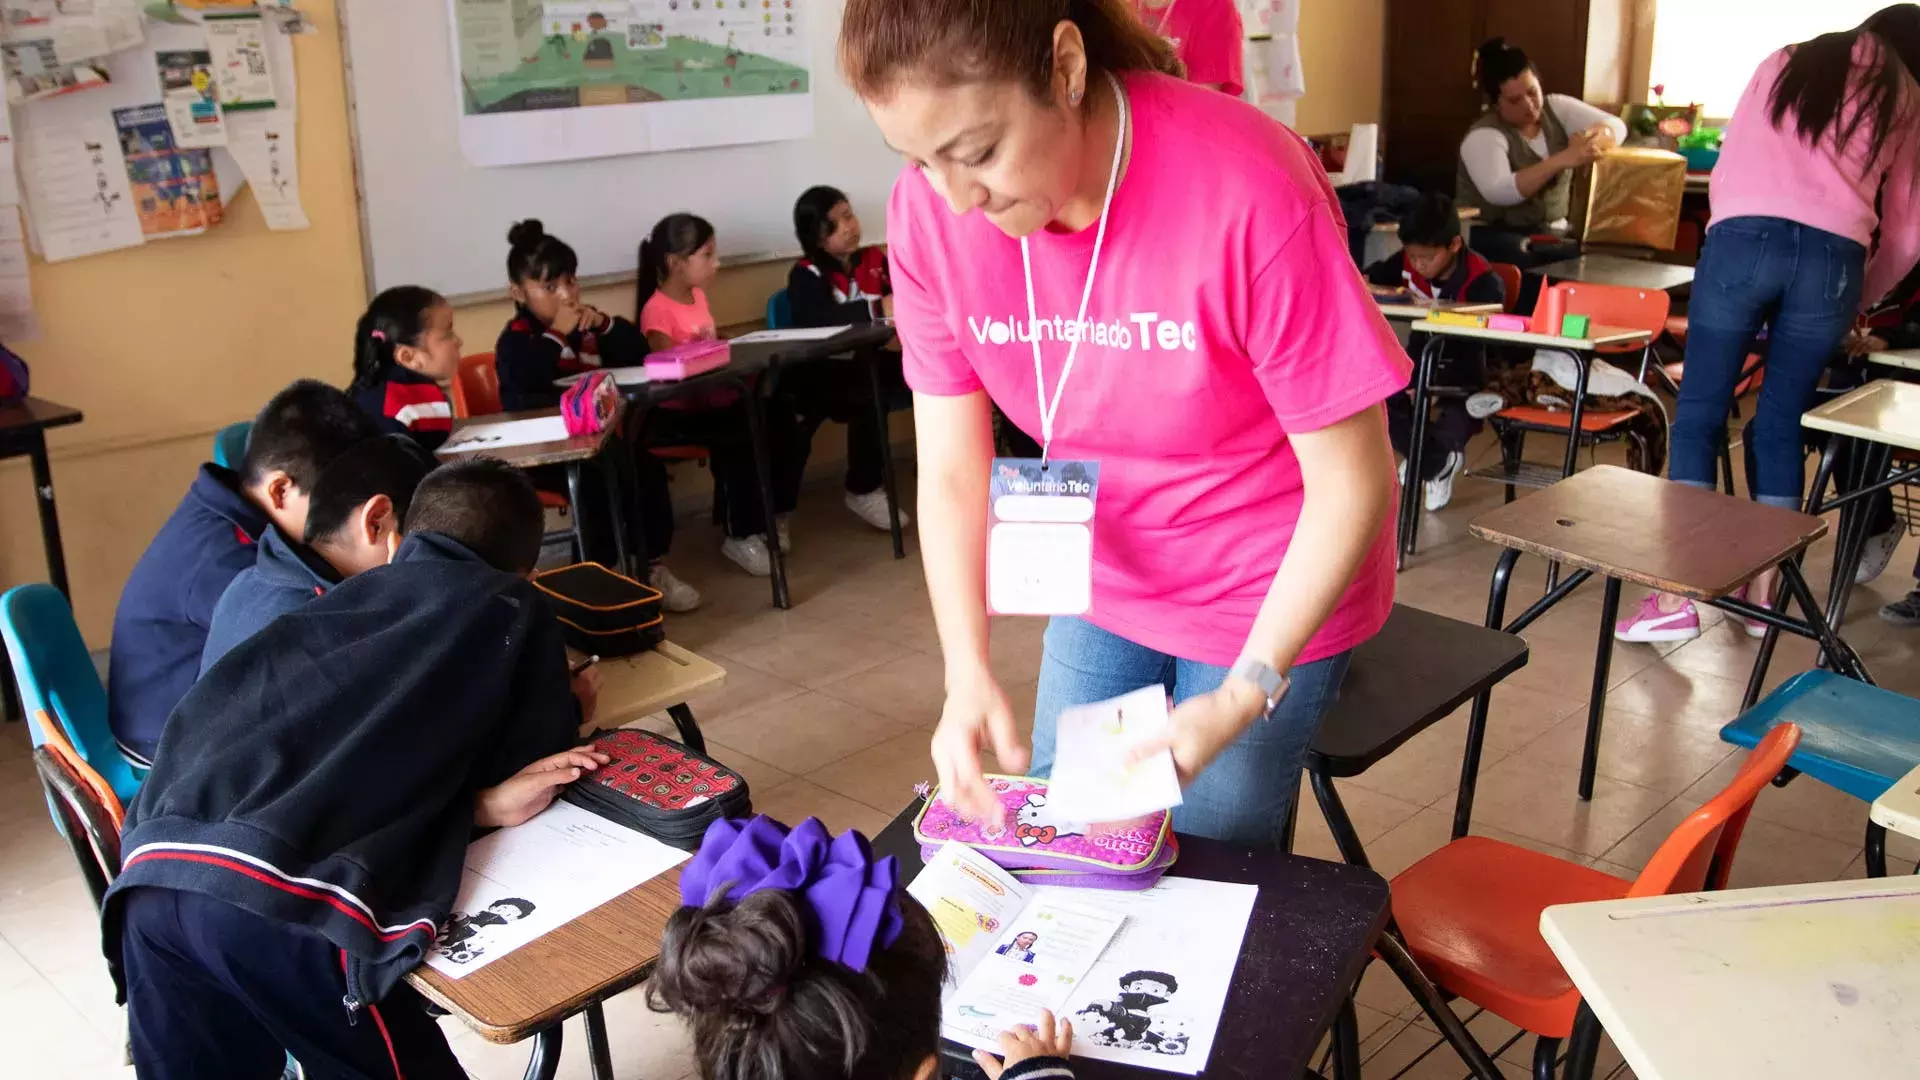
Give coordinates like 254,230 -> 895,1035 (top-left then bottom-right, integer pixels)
0,2 -> 848,648
1293,0 -> 1386,135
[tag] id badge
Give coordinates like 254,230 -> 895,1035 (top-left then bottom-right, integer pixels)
987,458 -> 1100,616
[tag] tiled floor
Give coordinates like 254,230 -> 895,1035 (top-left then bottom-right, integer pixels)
7,431 -> 1920,1078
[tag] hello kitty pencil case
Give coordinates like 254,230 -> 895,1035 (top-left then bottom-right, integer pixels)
912,775 -> 1177,891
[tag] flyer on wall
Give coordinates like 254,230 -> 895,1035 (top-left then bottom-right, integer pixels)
156,48 -> 227,148
113,103 -> 222,238
19,114 -> 145,261
448,0 -> 816,166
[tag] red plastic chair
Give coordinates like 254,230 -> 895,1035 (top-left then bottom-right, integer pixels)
450,352 -> 501,419
1488,262 -> 1524,315
1390,723 -> 1800,1080
30,710 -> 125,912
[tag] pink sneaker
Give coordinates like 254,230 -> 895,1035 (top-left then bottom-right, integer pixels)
1614,593 -> 1701,643
1730,583 -> 1771,639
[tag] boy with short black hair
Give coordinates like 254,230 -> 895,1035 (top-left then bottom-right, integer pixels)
108,380 -> 379,768
200,434 -> 437,672
104,455 -> 604,1079
1365,192 -> 1508,514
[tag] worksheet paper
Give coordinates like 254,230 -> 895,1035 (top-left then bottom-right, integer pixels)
223,108 -> 305,229
439,414 -> 570,454
19,114 -> 144,261
425,800 -> 688,979
1044,685 -> 1182,823
203,11 -> 274,109
555,367 -> 649,388
0,207 -> 38,339
728,325 -> 850,344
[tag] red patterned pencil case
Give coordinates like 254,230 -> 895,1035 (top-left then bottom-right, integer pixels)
561,729 -> 752,848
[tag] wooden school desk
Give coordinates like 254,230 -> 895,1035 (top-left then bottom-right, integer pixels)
1469,465 -> 1869,802
1540,876 -> 1920,1080
1869,762 -> 1920,842
0,396 -> 82,723
1395,320 -> 1652,568
1798,380 -> 1920,630
873,798 -> 1397,1080
577,641 -> 726,752
439,404 -> 640,578
1531,254 -> 1696,293
408,869 -> 683,1080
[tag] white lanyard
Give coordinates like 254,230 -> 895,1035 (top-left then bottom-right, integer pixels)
1021,70 -> 1129,463
1140,0 -> 1181,38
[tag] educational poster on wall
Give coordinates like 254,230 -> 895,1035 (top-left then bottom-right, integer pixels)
112,103 -> 222,237
448,0 -> 815,167
18,113 -> 145,261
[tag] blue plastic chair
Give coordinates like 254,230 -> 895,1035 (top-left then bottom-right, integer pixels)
1,584 -> 142,803
212,421 -> 251,469
1720,669 -> 1920,877
766,289 -> 793,331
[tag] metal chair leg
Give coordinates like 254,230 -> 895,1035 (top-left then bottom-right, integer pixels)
1578,578 -> 1624,802
1533,1035 -> 1563,1080
1375,930 -> 1505,1080
521,1025 -> 562,1080
1309,768 -> 1370,869
1459,548 -> 1521,838
1867,820 -> 1889,879
1331,996 -> 1362,1080
864,350 -> 906,561
1565,1002 -> 1603,1080
584,1002 -> 615,1080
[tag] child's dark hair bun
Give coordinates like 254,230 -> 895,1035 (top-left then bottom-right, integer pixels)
654,889 -> 810,1016
507,219 -> 547,250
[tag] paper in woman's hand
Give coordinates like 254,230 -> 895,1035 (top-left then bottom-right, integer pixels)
1044,685 -> 1183,824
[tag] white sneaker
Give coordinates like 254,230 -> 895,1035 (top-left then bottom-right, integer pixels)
721,535 -> 773,577
846,488 -> 909,531
648,562 -> 703,613
1466,392 -> 1506,420
1425,451 -> 1464,512
774,513 -> 792,554
1856,524 -> 1903,585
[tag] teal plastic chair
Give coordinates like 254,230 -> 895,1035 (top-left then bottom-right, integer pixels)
1720,670 -> 1920,877
212,421 -> 251,469
1,584 -> 142,802
766,289 -> 793,331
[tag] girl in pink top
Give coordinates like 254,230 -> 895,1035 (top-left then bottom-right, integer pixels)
1617,7 -> 1920,644
1134,0 -> 1244,97
636,214 -> 721,349
841,0 -> 1405,847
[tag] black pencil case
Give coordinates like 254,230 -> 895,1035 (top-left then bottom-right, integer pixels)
561,729 -> 752,849
532,562 -> 665,657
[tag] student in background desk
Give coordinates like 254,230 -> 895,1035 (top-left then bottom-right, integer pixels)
200,435 -> 436,672
1365,192 -> 1507,513
107,380 -> 379,771
104,459 -> 607,1080
787,184 -> 915,534
654,814 -> 1079,1080
347,286 -> 462,452
638,212 -> 808,577
496,219 -> 703,612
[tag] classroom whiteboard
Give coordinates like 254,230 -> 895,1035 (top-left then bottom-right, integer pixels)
340,0 -> 899,300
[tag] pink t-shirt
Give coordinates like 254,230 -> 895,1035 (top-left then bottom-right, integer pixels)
639,287 -> 717,345
1139,0 -> 1244,97
889,72 -> 1408,667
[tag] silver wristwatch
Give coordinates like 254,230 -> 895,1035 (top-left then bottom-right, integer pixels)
1228,658 -> 1288,713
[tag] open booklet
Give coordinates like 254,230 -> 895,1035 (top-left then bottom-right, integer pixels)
908,842 -> 1258,1075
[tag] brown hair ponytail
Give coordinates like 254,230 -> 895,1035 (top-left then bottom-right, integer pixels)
839,0 -> 1182,102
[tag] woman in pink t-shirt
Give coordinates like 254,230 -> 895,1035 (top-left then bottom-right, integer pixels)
1134,0 -> 1244,96
841,0 -> 1408,846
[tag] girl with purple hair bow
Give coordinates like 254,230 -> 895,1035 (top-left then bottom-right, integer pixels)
650,815 -> 1078,1080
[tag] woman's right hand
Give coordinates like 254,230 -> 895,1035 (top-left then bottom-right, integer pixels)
931,665 -> 1026,826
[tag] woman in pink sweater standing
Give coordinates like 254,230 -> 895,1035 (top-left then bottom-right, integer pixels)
1617,5 -> 1920,643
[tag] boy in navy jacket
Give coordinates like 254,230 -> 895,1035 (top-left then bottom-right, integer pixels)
105,459 -> 607,1079
107,381 -> 378,768
201,435 -> 435,671
1364,192 -> 1508,514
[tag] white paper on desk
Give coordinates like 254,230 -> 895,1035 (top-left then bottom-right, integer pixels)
907,842 -> 1036,991
729,325 -> 851,344
224,108 -> 305,229
1054,877 -> 1258,1075
18,114 -> 144,261
555,367 -> 649,389
425,801 -> 688,979
439,414 -> 571,454
942,894 -> 1126,1051
1044,685 -> 1182,823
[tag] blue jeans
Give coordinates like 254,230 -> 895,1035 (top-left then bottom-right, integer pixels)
1030,617 -> 1352,849
1670,217 -> 1865,509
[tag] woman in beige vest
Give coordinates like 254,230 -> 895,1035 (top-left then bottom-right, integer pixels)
1455,38 -> 1625,269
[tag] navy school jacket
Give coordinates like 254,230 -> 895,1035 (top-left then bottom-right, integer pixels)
199,524 -> 341,675
787,247 -> 891,329
351,366 -> 453,452
107,464 -> 269,768
494,304 -> 646,412
103,532 -> 578,1014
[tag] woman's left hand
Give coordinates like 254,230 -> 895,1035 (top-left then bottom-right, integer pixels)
1127,680 -> 1269,786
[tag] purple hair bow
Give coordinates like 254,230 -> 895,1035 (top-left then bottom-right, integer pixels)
681,815 -> 903,972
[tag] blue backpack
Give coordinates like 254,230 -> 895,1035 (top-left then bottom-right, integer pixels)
0,344 -> 25,404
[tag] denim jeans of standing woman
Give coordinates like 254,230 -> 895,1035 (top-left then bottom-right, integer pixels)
1029,617 -> 1351,849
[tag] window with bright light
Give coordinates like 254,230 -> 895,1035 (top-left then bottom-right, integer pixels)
1647,1 -> 1894,118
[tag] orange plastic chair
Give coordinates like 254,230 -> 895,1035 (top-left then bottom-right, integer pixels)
1488,262 -> 1524,314
451,352 -> 501,420
1389,723 -> 1800,1079
29,709 -> 124,831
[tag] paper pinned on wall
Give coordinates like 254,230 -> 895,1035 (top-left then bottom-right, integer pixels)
19,113 -> 146,261
113,102 -> 222,238
224,108 -> 305,229
157,48 -> 225,147
0,207 -> 39,340
203,11 -> 275,110
0,101 -> 19,206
